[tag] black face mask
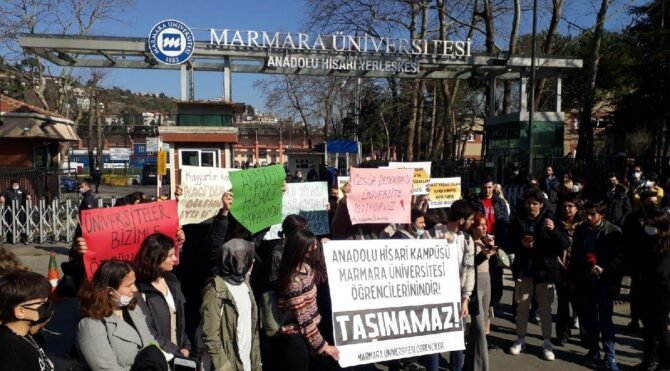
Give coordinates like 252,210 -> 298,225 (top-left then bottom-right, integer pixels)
21,300 -> 54,325
329,196 -> 338,204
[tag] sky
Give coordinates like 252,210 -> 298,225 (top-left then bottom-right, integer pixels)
52,0 -> 637,113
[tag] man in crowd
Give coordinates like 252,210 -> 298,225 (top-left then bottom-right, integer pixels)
604,173 -> 631,227
571,201 -> 623,370
508,189 -> 569,361
0,179 -> 32,243
540,166 -> 560,213
623,190 -> 659,331
78,181 -> 97,211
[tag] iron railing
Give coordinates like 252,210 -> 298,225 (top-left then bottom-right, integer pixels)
0,198 -> 118,244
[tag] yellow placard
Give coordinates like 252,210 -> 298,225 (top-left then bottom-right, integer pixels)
428,177 -> 462,208
157,150 -> 167,176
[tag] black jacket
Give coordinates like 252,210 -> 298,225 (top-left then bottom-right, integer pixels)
604,185 -> 632,227
539,176 -> 560,208
508,208 -> 570,283
135,272 -> 191,355
622,209 -> 656,277
570,220 -> 623,287
79,190 -> 97,211
2,187 -> 29,205
641,247 -> 670,307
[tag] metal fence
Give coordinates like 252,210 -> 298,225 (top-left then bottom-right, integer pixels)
0,198 -> 118,244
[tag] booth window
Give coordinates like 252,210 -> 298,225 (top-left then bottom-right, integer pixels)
179,149 -> 219,167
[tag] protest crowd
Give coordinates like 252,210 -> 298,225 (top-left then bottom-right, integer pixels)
1,160 -> 670,371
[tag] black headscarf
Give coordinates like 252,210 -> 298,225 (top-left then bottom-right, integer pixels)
219,238 -> 255,285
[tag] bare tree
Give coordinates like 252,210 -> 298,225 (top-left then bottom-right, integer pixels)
0,0 -> 134,113
503,0 -> 521,114
577,0 -> 610,160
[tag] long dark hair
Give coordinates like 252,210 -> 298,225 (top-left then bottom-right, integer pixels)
133,233 -> 175,283
79,260 -> 136,319
276,229 -> 317,292
280,214 -> 308,239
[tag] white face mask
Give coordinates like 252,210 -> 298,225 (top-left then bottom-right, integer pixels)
415,228 -> 425,236
572,184 -> 582,193
110,288 -> 133,307
12,185 -> 19,190
645,225 -> 658,236
634,172 -> 642,180
646,180 -> 655,188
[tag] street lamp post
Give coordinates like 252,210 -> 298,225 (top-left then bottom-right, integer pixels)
528,0 -> 538,176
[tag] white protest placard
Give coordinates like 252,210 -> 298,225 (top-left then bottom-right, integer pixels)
178,166 -> 240,225
428,177 -> 462,208
324,239 -> 465,368
337,176 -> 349,200
265,182 -> 330,240
388,161 -> 432,195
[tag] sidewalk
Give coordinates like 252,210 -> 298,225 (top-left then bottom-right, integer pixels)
488,273 -> 641,371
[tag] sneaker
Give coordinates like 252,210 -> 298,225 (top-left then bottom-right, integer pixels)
542,341 -> 555,361
605,358 -> 620,371
509,338 -> 525,355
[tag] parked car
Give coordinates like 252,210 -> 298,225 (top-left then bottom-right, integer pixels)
142,163 -> 158,185
61,177 -> 78,192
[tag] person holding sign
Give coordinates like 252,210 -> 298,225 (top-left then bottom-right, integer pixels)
275,229 -> 338,370
133,233 -> 191,358
77,260 -> 165,371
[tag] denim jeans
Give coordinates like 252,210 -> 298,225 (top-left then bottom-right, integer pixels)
577,279 -> 616,360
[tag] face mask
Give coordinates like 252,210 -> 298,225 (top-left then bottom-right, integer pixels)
21,301 -> 54,325
415,228 -> 425,237
110,288 -> 133,307
646,180 -> 655,188
329,196 -> 338,203
645,225 -> 658,236
634,172 -> 641,180
572,184 -> 582,192
12,185 -> 19,190
79,188 -> 86,194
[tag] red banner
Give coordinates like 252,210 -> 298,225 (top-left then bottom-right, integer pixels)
81,200 -> 180,279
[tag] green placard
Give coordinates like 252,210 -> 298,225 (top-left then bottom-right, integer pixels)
229,165 -> 286,234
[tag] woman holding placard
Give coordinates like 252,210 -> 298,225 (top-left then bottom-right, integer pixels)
274,229 -> 338,370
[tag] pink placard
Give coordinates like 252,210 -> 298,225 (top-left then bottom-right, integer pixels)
346,168 -> 413,225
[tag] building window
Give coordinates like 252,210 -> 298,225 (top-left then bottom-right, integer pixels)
467,133 -> 476,142
179,149 -> 219,167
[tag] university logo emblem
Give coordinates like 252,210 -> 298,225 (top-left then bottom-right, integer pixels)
148,19 -> 195,65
